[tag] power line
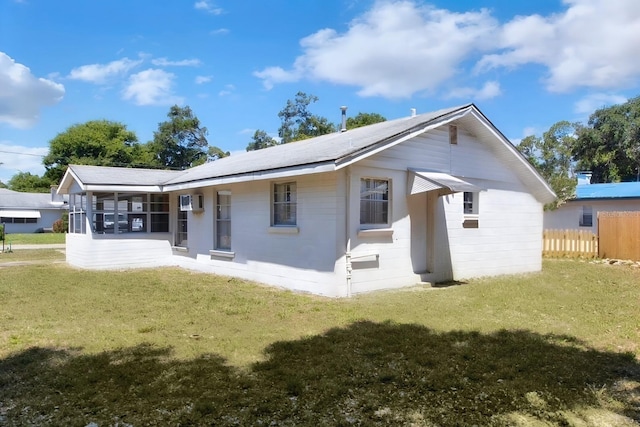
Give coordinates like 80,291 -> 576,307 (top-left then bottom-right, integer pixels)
0,150 -> 46,157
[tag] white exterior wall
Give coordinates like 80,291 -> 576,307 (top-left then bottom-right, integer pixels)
66,232 -> 175,269
443,189 -> 543,279
544,198 -> 640,234
177,172 -> 348,297
62,121 -> 548,297
349,124 -> 545,288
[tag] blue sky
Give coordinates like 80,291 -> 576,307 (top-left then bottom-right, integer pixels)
1,0 -> 639,184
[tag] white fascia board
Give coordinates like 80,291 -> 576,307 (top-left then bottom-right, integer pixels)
83,185 -> 165,193
58,168 -> 85,193
468,109 -> 556,204
164,162 -> 336,192
335,109 -> 471,170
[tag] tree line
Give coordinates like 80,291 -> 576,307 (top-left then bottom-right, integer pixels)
517,96 -> 640,209
2,92 -> 385,192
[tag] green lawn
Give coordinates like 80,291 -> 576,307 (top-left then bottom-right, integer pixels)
1,232 -> 66,245
0,257 -> 638,425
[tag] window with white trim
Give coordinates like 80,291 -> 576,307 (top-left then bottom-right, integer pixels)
216,191 -> 231,250
360,178 -> 389,226
176,196 -> 188,247
579,205 -> 593,227
273,182 -> 297,226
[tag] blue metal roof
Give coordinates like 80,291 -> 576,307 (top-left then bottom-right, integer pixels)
576,181 -> 640,199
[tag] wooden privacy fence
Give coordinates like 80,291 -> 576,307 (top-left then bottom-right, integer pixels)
543,229 -> 598,258
598,211 -> 640,261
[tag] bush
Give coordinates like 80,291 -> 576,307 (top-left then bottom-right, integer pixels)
0,223 -> 4,240
52,219 -> 66,233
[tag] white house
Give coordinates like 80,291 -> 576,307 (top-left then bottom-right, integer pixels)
0,187 -> 68,233
544,172 -> 640,234
57,104 -> 556,297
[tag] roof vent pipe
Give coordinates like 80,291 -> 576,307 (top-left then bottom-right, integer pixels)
340,106 -> 348,132
410,108 -> 417,117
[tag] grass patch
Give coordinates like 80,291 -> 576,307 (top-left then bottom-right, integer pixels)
0,259 -> 639,425
2,232 -> 66,245
0,248 -> 65,264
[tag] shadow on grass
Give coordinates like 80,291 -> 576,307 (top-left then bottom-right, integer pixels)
1,322 -> 639,426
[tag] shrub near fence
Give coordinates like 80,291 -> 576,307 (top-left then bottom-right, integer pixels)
543,229 -> 598,259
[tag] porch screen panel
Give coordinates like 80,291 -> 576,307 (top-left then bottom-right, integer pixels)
150,194 -> 169,232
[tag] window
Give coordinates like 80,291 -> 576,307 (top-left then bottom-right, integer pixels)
176,196 -> 188,247
273,182 -> 297,226
360,178 -> 389,226
216,191 -> 231,250
0,217 -> 38,224
463,192 -> 478,215
580,205 -> 593,227
150,194 -> 169,232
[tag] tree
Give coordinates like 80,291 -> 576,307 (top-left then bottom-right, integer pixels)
517,121 -> 579,210
346,112 -> 386,129
206,146 -> 230,161
146,105 -> 209,169
43,120 -> 141,183
8,172 -> 52,193
573,96 -> 640,183
278,92 -> 336,143
246,130 -> 278,151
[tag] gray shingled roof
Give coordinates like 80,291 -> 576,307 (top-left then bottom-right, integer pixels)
166,104 -> 469,185
0,188 -> 67,209
68,164 -> 186,186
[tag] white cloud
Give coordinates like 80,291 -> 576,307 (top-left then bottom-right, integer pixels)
194,0 -> 223,15
210,28 -> 229,36
574,93 -> 628,115
253,66 -> 301,91
478,0 -> 640,92
68,57 -> 142,84
0,142 -> 48,183
195,75 -> 213,84
151,57 -> 201,67
218,84 -> 235,96
254,0 -> 640,98
122,69 -> 184,106
446,81 -> 502,100
0,52 -> 65,129
254,1 -> 497,98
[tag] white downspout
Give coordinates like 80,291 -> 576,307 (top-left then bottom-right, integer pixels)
345,166 -> 352,297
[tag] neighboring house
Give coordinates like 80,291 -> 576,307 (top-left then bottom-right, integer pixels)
544,172 -> 640,235
57,104 -> 555,297
0,187 -> 68,233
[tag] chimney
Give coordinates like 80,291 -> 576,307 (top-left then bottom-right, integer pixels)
576,171 -> 592,185
50,185 -> 63,204
410,108 -> 417,117
340,106 -> 348,132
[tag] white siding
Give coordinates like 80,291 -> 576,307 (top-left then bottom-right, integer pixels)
63,121 -> 548,297
444,190 -> 543,279
544,199 -> 640,234
351,122 -> 544,289
66,232 -> 175,270
177,172 -> 348,297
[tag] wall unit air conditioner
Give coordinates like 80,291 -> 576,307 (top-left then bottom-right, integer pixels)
179,194 -> 204,212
